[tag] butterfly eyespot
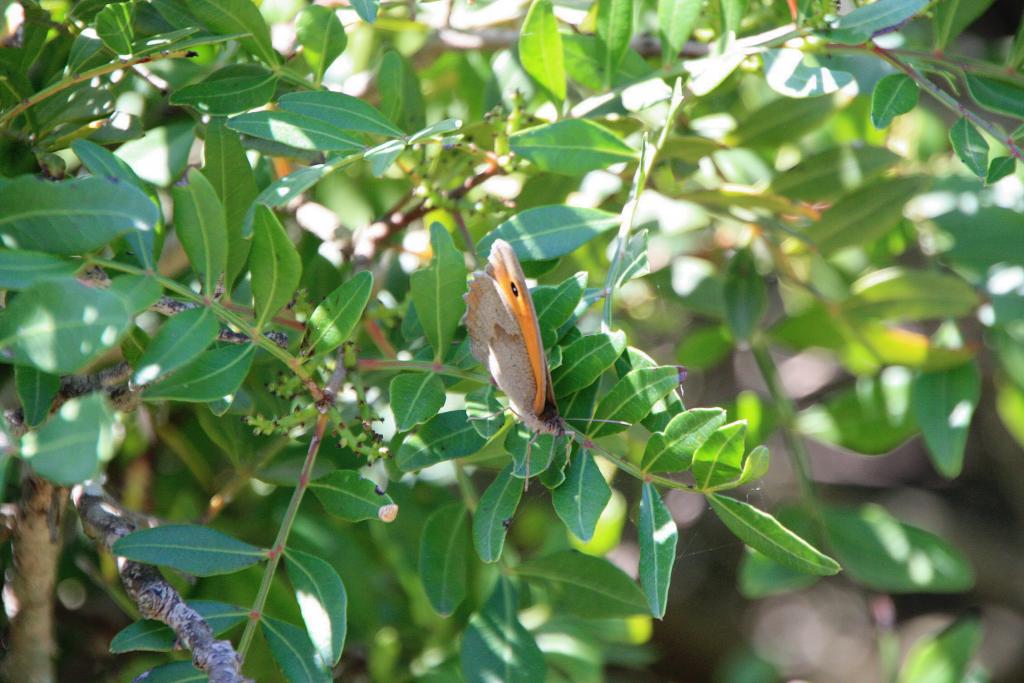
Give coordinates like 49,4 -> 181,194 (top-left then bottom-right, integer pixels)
510,282 -> 519,297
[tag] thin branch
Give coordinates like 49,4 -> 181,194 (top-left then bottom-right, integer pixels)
348,156 -> 502,263
237,346 -> 360,659
72,482 -> 251,683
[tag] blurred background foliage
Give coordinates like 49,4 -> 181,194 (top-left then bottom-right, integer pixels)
1,0 -> 1024,682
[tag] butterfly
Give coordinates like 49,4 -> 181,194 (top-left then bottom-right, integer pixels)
464,238 -> 566,438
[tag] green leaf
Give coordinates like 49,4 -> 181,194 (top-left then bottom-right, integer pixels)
770,145 -> 900,202
871,73 -> 919,129
917,362 -> 978,475
562,33 -> 653,90
762,48 -> 855,98
0,176 -> 158,255
184,0 -> 278,65
949,118 -> 989,177
134,308 -> 219,385
390,373 -> 446,431
72,139 -> 162,269
638,483 -> 677,618
552,330 -> 627,397
286,548 -> 347,666
396,411 -> 488,470
898,617 -> 982,683
934,0 -> 996,51
113,524 -> 265,576
261,615 -> 331,683
19,394 -> 113,485
144,344 -> 255,403
227,110 -> 363,152
478,205 -> 619,262
985,156 -> 1016,185
278,91 -> 404,137
723,248 -> 766,343
378,51 -> 425,133
419,503 -> 470,617
739,548 -> 819,599
965,73 -> 1024,118
296,5 -> 347,86
692,421 -> 746,490
172,169 -> 227,296
658,0 -> 701,63
829,0 -> 929,45
0,250 -> 79,289
250,206 -> 302,329
518,0 -> 566,103
202,118 -> 256,287
533,272 -> 587,347
797,368 -> 917,454
735,445 -> 770,486
95,2 -> 134,55
730,96 -> 837,148
596,0 -> 634,85
109,274 -> 161,314
552,449 -> 611,542
642,407 -> 727,472
311,470 -> 397,523
243,159 -> 349,238
351,0 -> 379,23
306,271 -> 373,355
506,429 -> 558,479
460,577 -> 545,683
170,64 -> 277,115
0,279 -> 131,374
824,505 -> 972,592
114,121 -> 196,188
110,601 -> 246,653
15,365 -> 59,428
707,494 -> 840,576
472,464 -> 523,563
467,385 -> 505,438
590,365 -> 681,437
804,176 -> 929,254
510,120 -> 636,175
845,267 -> 979,322
515,550 -> 648,618
411,224 -> 466,362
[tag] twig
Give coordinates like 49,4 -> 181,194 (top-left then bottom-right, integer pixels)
72,482 -> 252,683
348,156 -> 502,263
237,346 -> 360,659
